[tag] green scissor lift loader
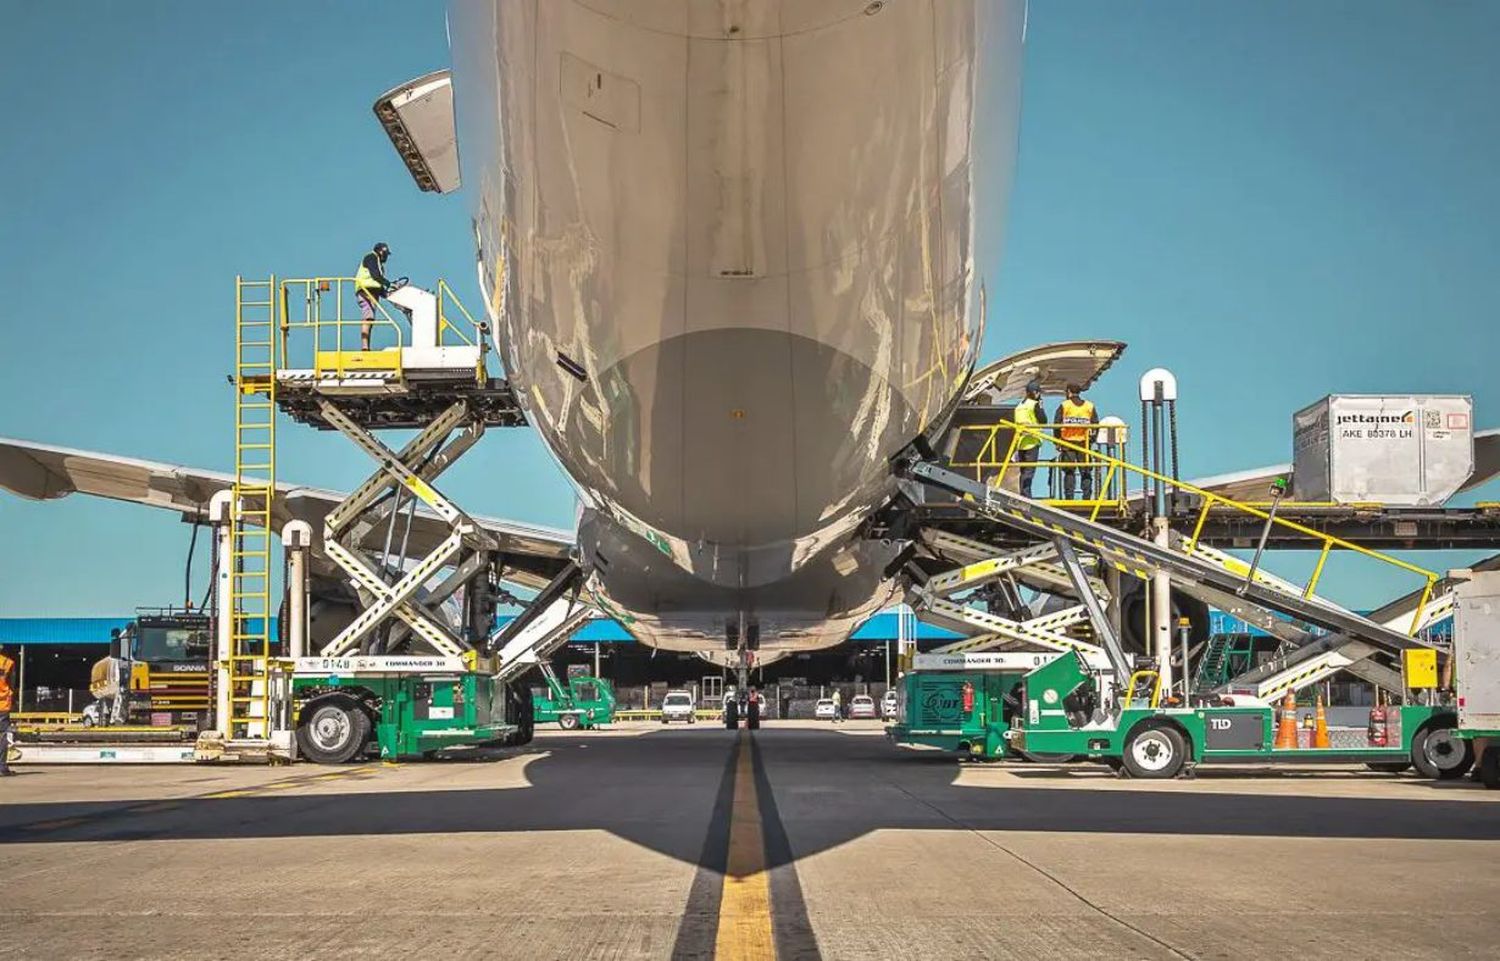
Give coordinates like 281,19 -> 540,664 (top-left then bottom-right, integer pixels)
888,652 -> 1052,759
291,654 -> 519,763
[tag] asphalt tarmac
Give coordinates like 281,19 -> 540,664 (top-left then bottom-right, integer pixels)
2,720 -> 1497,960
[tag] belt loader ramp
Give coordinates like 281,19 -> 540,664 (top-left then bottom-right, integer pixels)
893,420 -> 1474,778
195,275 -> 595,764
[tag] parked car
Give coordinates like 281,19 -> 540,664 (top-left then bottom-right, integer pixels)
848,695 -> 878,720
660,691 -> 697,724
881,690 -> 900,720
814,698 -> 838,721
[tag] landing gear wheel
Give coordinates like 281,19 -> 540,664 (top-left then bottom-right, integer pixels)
1364,760 -> 1412,775
724,699 -> 739,729
1479,746 -> 1500,790
296,701 -> 370,764
559,713 -> 581,731
747,699 -> 761,730
1121,725 -> 1187,779
1412,725 -> 1473,780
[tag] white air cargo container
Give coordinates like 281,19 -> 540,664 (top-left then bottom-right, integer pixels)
1454,571 -> 1500,737
1292,394 -> 1473,506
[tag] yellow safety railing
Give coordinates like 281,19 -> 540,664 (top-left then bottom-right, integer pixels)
275,277 -> 488,382
950,422 -> 1130,519
278,277 -> 404,379
986,420 -> 1440,636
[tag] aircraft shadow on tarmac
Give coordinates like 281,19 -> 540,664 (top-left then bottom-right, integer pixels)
2,727 -> 1497,869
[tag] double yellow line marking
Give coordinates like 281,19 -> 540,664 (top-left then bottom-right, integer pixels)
715,730 -> 776,960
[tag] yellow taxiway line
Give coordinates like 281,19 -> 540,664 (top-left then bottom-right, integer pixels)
714,730 -> 776,960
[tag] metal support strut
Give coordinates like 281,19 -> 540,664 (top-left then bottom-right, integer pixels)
316,397 -> 497,658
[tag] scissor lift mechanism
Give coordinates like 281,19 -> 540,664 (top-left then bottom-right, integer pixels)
902,459 -> 1444,709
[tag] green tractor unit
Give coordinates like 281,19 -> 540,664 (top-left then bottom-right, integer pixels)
532,664 -> 616,730
1008,649 -> 1468,779
888,652 -> 1056,759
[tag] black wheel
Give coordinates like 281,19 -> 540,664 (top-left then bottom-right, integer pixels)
296,700 -> 371,764
1019,751 -> 1079,764
1412,724 -> 1474,780
661,716 -> 670,724
688,714 -> 696,725
1364,760 -> 1412,774
724,700 -> 739,729
559,713 -> 581,731
1479,746 -> 1500,790
1121,724 -> 1187,779
747,699 -> 761,730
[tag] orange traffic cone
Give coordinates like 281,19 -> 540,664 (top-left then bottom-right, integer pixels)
1312,693 -> 1331,749
1274,690 -> 1299,749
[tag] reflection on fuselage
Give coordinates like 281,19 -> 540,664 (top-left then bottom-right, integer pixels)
451,0 -> 1025,650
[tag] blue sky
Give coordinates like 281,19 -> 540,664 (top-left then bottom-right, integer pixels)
1,1 -> 1496,615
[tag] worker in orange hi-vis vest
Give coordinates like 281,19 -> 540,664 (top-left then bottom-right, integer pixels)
1055,383 -> 1099,500
0,643 -> 16,775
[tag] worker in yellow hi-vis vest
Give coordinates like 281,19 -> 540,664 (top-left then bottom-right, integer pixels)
354,242 -> 393,351
1012,381 -> 1050,498
0,643 -> 16,776
1056,382 -> 1099,500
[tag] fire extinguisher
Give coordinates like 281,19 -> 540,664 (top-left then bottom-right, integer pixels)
961,681 -> 975,715
1368,704 -> 1388,747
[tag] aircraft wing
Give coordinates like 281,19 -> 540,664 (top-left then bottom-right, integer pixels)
1161,428 -> 1500,503
0,437 -> 574,588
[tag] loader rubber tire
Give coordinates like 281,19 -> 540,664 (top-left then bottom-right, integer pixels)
1121,724 -> 1187,780
296,700 -> 370,765
1412,724 -> 1473,780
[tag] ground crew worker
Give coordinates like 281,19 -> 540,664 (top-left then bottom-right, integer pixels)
1012,381 -> 1050,498
0,643 -> 16,776
354,242 -> 392,351
831,688 -> 843,723
1056,382 -> 1099,500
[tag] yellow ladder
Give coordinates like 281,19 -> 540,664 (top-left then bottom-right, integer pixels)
229,276 -> 277,739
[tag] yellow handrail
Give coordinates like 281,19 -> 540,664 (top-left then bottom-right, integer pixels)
948,422 -> 1130,514
436,278 -> 487,347
984,419 -> 1439,635
278,277 -> 412,381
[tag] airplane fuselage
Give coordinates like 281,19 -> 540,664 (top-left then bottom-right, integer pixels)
452,0 -> 1024,650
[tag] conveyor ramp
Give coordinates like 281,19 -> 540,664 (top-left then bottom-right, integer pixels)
906,458 -> 1438,663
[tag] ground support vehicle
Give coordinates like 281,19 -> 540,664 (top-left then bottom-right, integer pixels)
1006,650 -> 1467,779
1452,571 -> 1500,788
532,665 -> 615,730
887,653 -> 1038,759
290,655 -> 515,762
87,608 -> 212,730
659,691 -> 697,724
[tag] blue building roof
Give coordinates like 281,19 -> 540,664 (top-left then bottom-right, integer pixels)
24,607 -> 1451,647
0,609 -> 963,646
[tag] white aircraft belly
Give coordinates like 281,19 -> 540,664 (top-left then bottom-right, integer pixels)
451,0 -> 1024,642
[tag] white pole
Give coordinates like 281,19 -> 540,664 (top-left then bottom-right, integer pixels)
281,521 -> 313,659
210,491 -> 235,735
1151,518 -> 1174,694
17,645 -> 24,712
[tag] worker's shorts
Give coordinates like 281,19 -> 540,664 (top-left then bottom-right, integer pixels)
356,292 -> 377,321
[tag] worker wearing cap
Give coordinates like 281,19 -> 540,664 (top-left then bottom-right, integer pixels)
1056,382 -> 1099,500
354,242 -> 392,351
1012,381 -> 1050,498
0,643 -> 16,776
